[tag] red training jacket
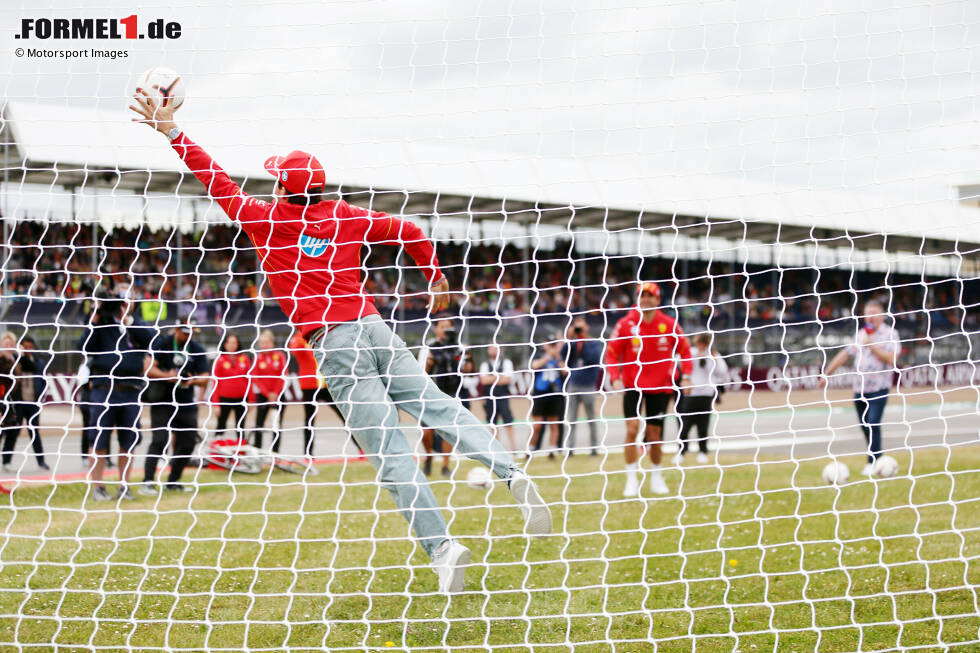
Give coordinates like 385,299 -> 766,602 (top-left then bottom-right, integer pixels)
604,308 -> 693,393
211,352 -> 251,401
171,134 -> 444,336
251,349 -> 287,399
289,333 -> 321,391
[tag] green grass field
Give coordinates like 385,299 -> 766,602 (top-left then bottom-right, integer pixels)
1,446 -> 978,652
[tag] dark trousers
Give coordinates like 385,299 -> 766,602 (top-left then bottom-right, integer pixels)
677,395 -> 713,454
89,388 -> 141,454
300,387 -> 343,457
533,395 -> 568,451
252,394 -> 283,452
80,386 -> 94,457
145,405 -> 199,486
1,403 -> 46,466
215,398 -> 247,440
854,389 -> 889,463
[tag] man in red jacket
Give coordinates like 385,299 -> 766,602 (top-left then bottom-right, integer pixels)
131,89 -> 551,594
605,282 -> 692,496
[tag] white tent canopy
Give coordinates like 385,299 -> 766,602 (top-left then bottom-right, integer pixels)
3,100 -> 979,251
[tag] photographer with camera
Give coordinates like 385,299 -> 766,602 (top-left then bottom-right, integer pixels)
530,336 -> 569,459
561,317 -> 603,456
77,290 -> 153,501
419,318 -> 471,477
0,333 -> 50,473
139,317 -> 210,494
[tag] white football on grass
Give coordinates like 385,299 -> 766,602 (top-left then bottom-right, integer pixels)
821,461 -> 850,485
466,467 -> 492,490
872,455 -> 899,479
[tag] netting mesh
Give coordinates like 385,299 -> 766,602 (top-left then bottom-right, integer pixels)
1,1 -> 979,651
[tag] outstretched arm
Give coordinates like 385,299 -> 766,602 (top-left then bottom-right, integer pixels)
818,349 -> 851,388
129,88 -> 269,224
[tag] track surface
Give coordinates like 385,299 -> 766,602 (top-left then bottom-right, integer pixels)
1,387 -> 975,487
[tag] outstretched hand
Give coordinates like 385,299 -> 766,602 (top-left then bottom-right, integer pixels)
129,87 -> 177,136
427,277 -> 451,313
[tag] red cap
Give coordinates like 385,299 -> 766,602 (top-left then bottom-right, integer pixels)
264,150 -> 326,195
639,281 -> 661,298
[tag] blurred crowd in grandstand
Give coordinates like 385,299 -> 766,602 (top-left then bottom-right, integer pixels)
2,220 -> 974,342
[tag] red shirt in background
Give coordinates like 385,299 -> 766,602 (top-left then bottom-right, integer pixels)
605,308 -> 693,393
289,333 -> 321,391
211,352 -> 252,401
171,134 -> 444,337
251,350 -> 287,399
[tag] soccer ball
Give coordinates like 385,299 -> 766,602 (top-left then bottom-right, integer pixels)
821,461 -> 850,485
138,66 -> 186,110
466,467 -> 492,490
871,455 -> 899,479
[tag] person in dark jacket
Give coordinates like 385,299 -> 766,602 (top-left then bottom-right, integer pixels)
0,332 -> 49,472
78,292 -> 154,501
419,318 -> 468,477
139,318 -> 210,494
561,318 -> 603,455
77,305 -> 109,468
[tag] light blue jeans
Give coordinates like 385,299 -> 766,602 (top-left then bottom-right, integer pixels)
312,315 -> 518,558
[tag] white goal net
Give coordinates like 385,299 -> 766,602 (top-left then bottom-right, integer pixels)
1,1 -> 979,651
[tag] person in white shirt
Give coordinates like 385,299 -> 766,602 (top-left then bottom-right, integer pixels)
675,333 -> 729,464
479,344 -> 518,452
819,299 -> 901,475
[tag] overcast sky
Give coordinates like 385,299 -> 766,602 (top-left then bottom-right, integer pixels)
3,0 -> 980,209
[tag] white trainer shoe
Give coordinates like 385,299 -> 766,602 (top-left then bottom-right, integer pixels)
861,463 -> 873,477
90,486 -> 112,502
648,471 -> 670,495
623,476 -> 640,498
509,470 -> 552,536
673,453 -> 685,466
696,453 -> 709,465
431,539 -> 471,594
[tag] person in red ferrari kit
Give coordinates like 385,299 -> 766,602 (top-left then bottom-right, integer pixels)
250,330 -> 288,452
130,88 -> 551,594
211,333 -> 251,441
605,282 -> 692,497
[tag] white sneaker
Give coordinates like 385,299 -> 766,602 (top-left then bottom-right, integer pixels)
623,476 -> 640,498
696,453 -> 709,465
137,483 -> 159,497
861,463 -> 873,477
431,539 -> 470,594
90,486 -> 112,502
509,471 -> 552,536
648,471 -> 670,495
117,486 -> 137,501
673,453 -> 685,466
